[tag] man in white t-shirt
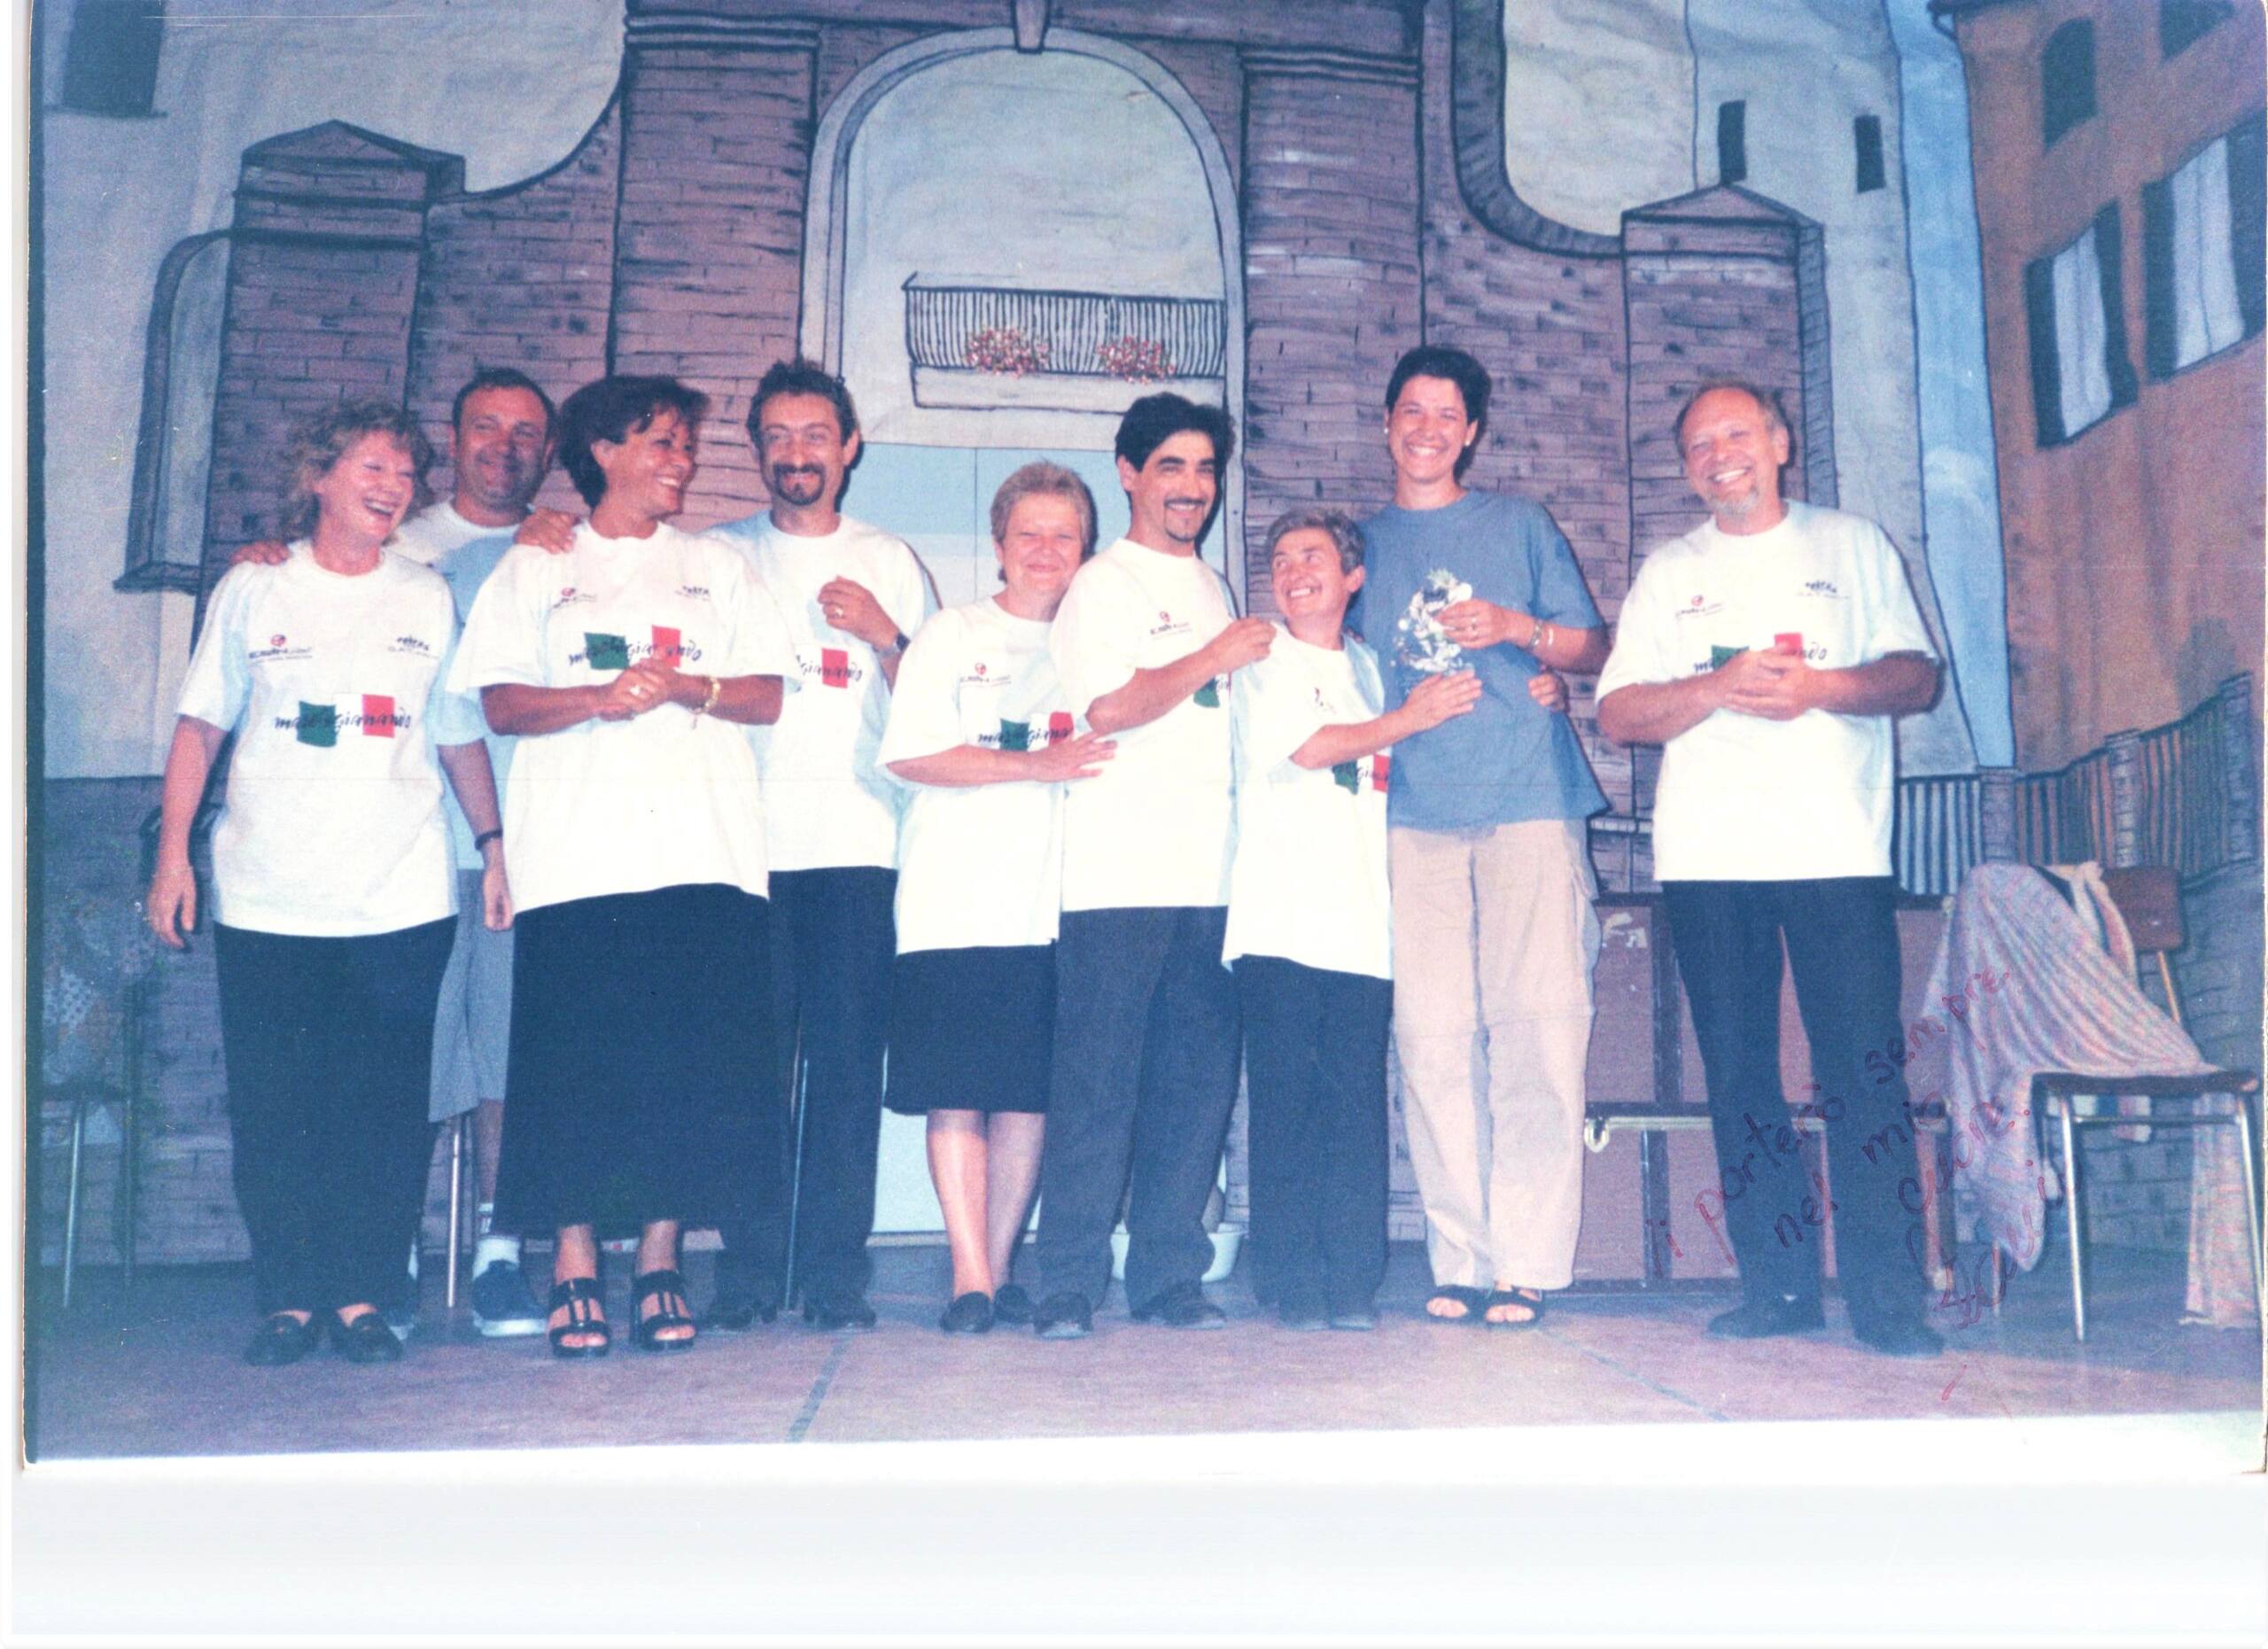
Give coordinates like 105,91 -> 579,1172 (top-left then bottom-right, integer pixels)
1029,393 -> 1274,1338
231,367 -> 556,1342
1596,380 -> 1945,1358
708,360 -> 937,1333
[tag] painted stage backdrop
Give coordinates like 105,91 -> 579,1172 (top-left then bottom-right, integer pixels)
34,1 -> 2262,1263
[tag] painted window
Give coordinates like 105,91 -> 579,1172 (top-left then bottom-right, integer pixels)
2159,1 -> 2234,58
1853,115 -> 1886,195
2022,206 -> 2139,446
2041,21 -> 2096,149
59,1 -> 165,118
1716,100 -> 1746,187
2142,114 -> 2267,377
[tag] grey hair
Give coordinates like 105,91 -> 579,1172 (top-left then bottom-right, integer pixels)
989,461 -> 1099,558
1672,378 -> 1792,453
279,399 -> 433,538
1263,506 -> 1366,574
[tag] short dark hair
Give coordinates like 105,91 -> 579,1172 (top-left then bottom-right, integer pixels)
1114,392 -> 1235,473
990,461 -> 1098,557
451,367 -> 555,439
746,358 -> 858,446
1672,378 -> 1791,453
1384,345 -> 1492,432
279,399 -> 433,538
555,375 -> 710,508
1263,506 -> 1366,575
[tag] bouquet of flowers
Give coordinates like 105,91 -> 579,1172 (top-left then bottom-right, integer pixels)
1394,569 -> 1472,674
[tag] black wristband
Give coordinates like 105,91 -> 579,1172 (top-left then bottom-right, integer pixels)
891,631 -> 911,654
473,828 -> 502,852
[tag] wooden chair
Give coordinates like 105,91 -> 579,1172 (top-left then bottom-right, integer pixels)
2025,867 -> 2262,1340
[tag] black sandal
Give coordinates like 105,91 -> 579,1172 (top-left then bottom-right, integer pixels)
548,1276 -> 611,1358
1425,1285 -> 1490,1325
631,1268 -> 696,1353
1484,1286 -> 1547,1329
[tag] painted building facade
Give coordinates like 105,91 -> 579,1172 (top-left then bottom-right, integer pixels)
1939,0 -> 2264,770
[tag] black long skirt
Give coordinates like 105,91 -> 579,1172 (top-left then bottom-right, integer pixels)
497,883 -> 775,1235
883,944 -> 1054,1116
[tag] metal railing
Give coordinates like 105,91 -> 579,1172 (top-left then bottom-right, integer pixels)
904,277 -> 1227,382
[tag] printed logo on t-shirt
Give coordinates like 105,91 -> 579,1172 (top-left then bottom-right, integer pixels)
1798,579 -> 1843,600
819,648 -> 852,688
575,628 -> 702,671
387,634 -> 435,658
677,585 -> 711,603
249,634 -> 314,666
1148,610 -> 1194,642
551,587 -> 594,611
1332,754 -> 1391,795
991,713 -> 1073,753
1675,593 -> 1725,622
275,696 -> 411,745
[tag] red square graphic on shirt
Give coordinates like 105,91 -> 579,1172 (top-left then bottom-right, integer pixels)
650,626 -> 682,663
820,648 -> 851,688
1047,712 -> 1074,742
1775,632 -> 1804,655
1372,751 -> 1391,792
361,694 -> 396,737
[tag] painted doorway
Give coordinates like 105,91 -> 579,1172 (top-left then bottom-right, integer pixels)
804,31 -> 1246,1233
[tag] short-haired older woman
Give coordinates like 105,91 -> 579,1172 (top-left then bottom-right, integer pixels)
147,398 -> 510,1367
878,463 -> 1115,1332
450,374 -> 796,1357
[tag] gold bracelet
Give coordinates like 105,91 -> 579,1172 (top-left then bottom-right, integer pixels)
694,674 -> 723,718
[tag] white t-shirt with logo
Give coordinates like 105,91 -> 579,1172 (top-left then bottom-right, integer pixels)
1050,538 -> 1238,912
391,502 -> 517,870
177,545 -> 484,937
878,597 -> 1076,954
1596,502 -> 1938,882
448,521 -> 799,914
1223,626 -> 1393,980
713,513 -> 936,874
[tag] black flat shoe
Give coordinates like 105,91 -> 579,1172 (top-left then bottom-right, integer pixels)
939,1291 -> 994,1334
330,1310 -> 404,1365
548,1276 -> 611,1358
802,1292 -> 877,1333
1705,1295 -> 1826,1340
1130,1280 -> 1226,1329
990,1283 -> 1037,1326
632,1268 -> 697,1353
244,1311 -> 322,1367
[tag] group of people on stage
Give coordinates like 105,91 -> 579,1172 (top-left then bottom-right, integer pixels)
146,336 -> 1950,1370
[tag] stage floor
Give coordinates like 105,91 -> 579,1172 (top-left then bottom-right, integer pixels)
26,1236 -> 2258,1460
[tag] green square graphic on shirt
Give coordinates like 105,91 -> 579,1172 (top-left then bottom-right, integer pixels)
1192,679 -> 1222,709
998,719 -> 1031,752
1332,760 -> 1361,793
586,632 -> 630,671
1709,644 -> 1740,671
296,702 -> 337,748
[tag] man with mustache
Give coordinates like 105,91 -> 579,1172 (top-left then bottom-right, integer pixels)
233,366 -> 559,1342
707,360 -> 937,1333
1029,393 -> 1270,1338
1596,379 -> 1943,1358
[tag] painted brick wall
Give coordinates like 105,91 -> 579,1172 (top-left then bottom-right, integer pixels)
1239,55 -> 1424,613
609,27 -> 822,527
405,104 -> 625,518
198,128 -> 457,582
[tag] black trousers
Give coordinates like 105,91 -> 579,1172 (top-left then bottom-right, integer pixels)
1661,876 -> 1927,1333
1035,906 -> 1242,1309
718,866 -> 896,1303
1235,955 -> 1391,1314
214,918 -> 454,1317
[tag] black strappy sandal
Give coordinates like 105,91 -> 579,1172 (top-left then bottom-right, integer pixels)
631,1268 -> 696,1353
548,1275 -> 611,1358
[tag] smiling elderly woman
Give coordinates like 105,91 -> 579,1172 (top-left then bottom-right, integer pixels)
146,398 -> 511,1369
449,374 -> 798,1358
